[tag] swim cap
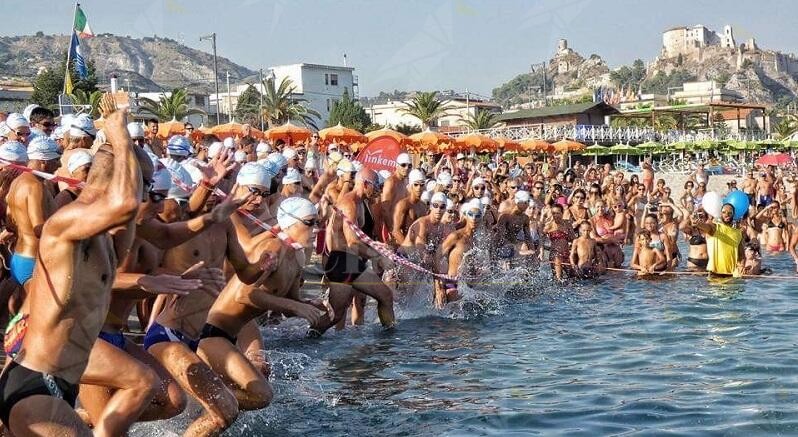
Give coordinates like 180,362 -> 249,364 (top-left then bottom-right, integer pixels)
282,168 -> 301,185
514,190 -> 531,204
282,147 -> 297,160
328,143 -> 339,151
465,198 -> 482,214
436,172 -> 452,186
181,161 -> 204,185
127,122 -> 145,139
352,160 -> 363,172
67,150 -> 93,174
421,190 -> 432,204
480,196 -> 491,207
23,104 -> 40,122
408,169 -> 425,185
430,192 -> 447,205
256,142 -> 271,156
27,136 -> 60,161
336,159 -> 354,175
50,125 -> 66,140
0,141 -> 28,163
236,162 -> 271,188
425,180 -> 437,192
160,158 -> 193,199
69,114 -> 96,138
167,135 -> 192,157
266,152 -> 288,170
234,150 -> 247,163
208,141 -> 223,159
223,137 -> 235,149
5,113 -> 29,130
471,177 -> 485,187
396,153 -> 411,165
60,114 -> 75,130
304,159 -> 317,170
446,198 -> 455,210
277,197 -> 318,230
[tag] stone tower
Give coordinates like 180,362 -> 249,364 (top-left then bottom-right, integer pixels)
721,25 -> 736,48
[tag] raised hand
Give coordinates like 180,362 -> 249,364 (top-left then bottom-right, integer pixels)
201,148 -> 237,186
98,92 -> 118,119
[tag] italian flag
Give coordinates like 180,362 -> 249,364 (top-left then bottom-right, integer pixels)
74,4 -> 94,38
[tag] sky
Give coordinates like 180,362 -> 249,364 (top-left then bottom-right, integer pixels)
4,0 -> 797,97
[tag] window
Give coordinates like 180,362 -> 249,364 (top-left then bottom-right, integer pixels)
326,99 -> 330,111
325,74 -> 329,85
194,95 -> 205,106
330,74 -> 338,86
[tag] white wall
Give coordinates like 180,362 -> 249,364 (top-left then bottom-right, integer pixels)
270,64 -> 354,128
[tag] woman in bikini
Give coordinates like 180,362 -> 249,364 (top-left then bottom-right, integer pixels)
544,204 -> 572,281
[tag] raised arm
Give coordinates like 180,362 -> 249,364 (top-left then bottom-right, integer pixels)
138,194 -> 242,250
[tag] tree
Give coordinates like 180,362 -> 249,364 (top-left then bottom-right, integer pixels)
259,76 -> 320,129
234,84 -> 263,126
68,89 -> 103,118
138,88 -> 206,121
398,91 -> 452,129
460,109 -> 499,130
31,55 -> 98,111
712,112 -> 730,137
327,89 -> 372,131
393,123 -> 422,135
773,115 -> 798,140
609,58 -> 646,90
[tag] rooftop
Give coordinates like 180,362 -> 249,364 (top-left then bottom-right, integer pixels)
272,63 -> 355,72
497,102 -> 620,121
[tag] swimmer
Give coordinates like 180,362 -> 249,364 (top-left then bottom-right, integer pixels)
544,204 -> 572,281
494,190 -> 534,269
630,230 -> 666,276
392,169 -> 428,245
437,199 -> 483,308
570,220 -> 604,278
381,153 -> 412,245
743,243 -> 763,275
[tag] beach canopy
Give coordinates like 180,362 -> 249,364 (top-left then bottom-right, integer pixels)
520,139 -> 552,153
157,118 -> 186,139
609,143 -> 638,155
582,144 -> 610,156
552,139 -> 585,153
636,141 -> 662,151
318,123 -> 366,145
456,133 -> 498,153
408,129 -> 455,153
364,127 -> 410,146
495,137 -> 522,152
209,121 -> 264,140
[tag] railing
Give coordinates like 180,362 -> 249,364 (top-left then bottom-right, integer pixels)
445,124 -> 770,144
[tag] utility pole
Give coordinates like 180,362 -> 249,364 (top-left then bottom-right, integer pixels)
531,62 -> 548,106
259,68 -> 265,130
200,32 -> 220,124
226,70 -> 231,121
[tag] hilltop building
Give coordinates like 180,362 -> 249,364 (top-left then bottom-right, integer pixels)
662,24 -> 735,58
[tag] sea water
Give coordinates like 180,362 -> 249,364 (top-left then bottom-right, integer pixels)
133,245 -> 798,436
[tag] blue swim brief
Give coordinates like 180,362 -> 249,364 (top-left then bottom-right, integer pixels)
9,253 -> 35,286
143,321 -> 199,352
98,331 -> 126,350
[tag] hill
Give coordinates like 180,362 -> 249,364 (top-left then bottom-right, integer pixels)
0,33 -> 256,93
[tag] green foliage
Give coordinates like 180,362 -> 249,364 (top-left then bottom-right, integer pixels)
712,112 -> 730,137
327,89 -> 372,132
138,88 -> 206,121
31,55 -> 98,111
459,109 -> 499,130
773,115 -> 797,140
491,70 -> 551,108
398,91 -> 453,129
714,71 -> 731,86
549,94 -> 594,106
609,59 -> 646,91
259,76 -> 321,129
642,70 -> 697,94
393,123 -> 422,135
234,84 -> 263,126
68,89 -> 103,118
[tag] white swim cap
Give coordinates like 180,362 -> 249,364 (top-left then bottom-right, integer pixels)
0,141 -> 28,163
181,161 -> 204,184
50,125 -> 66,140
5,113 -> 29,130
267,152 -> 288,170
430,192 -> 447,205
352,160 -> 363,172
336,159 -> 354,175
277,197 -> 318,230
127,122 -> 145,139
60,114 -> 75,129
23,104 -> 40,122
223,137 -> 235,149
471,177 -> 485,187
256,142 -> 271,156
166,135 -> 192,157
425,180 -> 437,192
396,153 -> 411,165
160,158 -> 193,199
436,172 -> 452,186
408,169 -> 425,185
514,190 -> 531,204
446,198 -> 455,210
69,114 -> 96,138
282,147 -> 297,160
26,136 -> 60,161
465,198 -> 482,214
304,159 -> 317,170
67,150 -> 93,174
480,196 -> 491,206
208,141 -> 223,159
234,150 -> 247,163
236,162 -> 271,188
282,168 -> 301,185
421,190 -> 432,204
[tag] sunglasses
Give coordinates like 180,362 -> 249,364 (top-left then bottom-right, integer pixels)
412,182 -> 425,187
281,209 -> 320,227
534,186 -> 544,190
148,190 -> 167,203
446,209 -> 457,214
430,202 -> 446,209
508,185 -> 518,190
14,130 -> 31,137
40,122 -> 56,128
464,210 -> 483,218
473,186 -> 486,191
343,153 -> 352,158
398,163 -> 412,168
247,186 -> 269,197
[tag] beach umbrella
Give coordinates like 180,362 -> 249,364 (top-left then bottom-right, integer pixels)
755,153 -> 793,167
552,139 -> 585,153
582,144 -> 610,164
457,133 -> 498,153
156,118 -> 186,139
495,137 -> 522,153
782,140 -> 798,150
694,140 -> 719,150
669,141 -> 692,151
408,129 -> 455,153
318,123 -> 366,145
266,122 -> 312,145
364,127 -> 411,146
636,141 -> 662,159
520,139 -> 552,153
209,121 -> 265,140
609,143 -> 638,155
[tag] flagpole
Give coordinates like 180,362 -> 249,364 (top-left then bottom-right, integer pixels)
62,2 -> 78,95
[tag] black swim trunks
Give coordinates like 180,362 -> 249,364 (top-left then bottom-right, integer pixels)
199,323 -> 237,345
324,250 -> 367,284
0,361 -> 79,427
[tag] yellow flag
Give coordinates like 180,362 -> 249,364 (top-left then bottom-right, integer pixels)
64,69 -> 74,95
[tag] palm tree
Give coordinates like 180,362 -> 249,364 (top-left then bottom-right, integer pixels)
774,115 -> 798,140
460,109 -> 499,131
138,88 -> 206,121
399,91 -> 452,129
68,89 -> 103,118
253,77 -> 321,129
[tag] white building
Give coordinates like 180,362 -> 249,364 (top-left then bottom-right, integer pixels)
134,91 -> 209,126
670,80 -> 743,104
662,24 -> 736,58
367,95 -> 501,133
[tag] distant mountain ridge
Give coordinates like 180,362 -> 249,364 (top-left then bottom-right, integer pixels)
0,33 -> 257,93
